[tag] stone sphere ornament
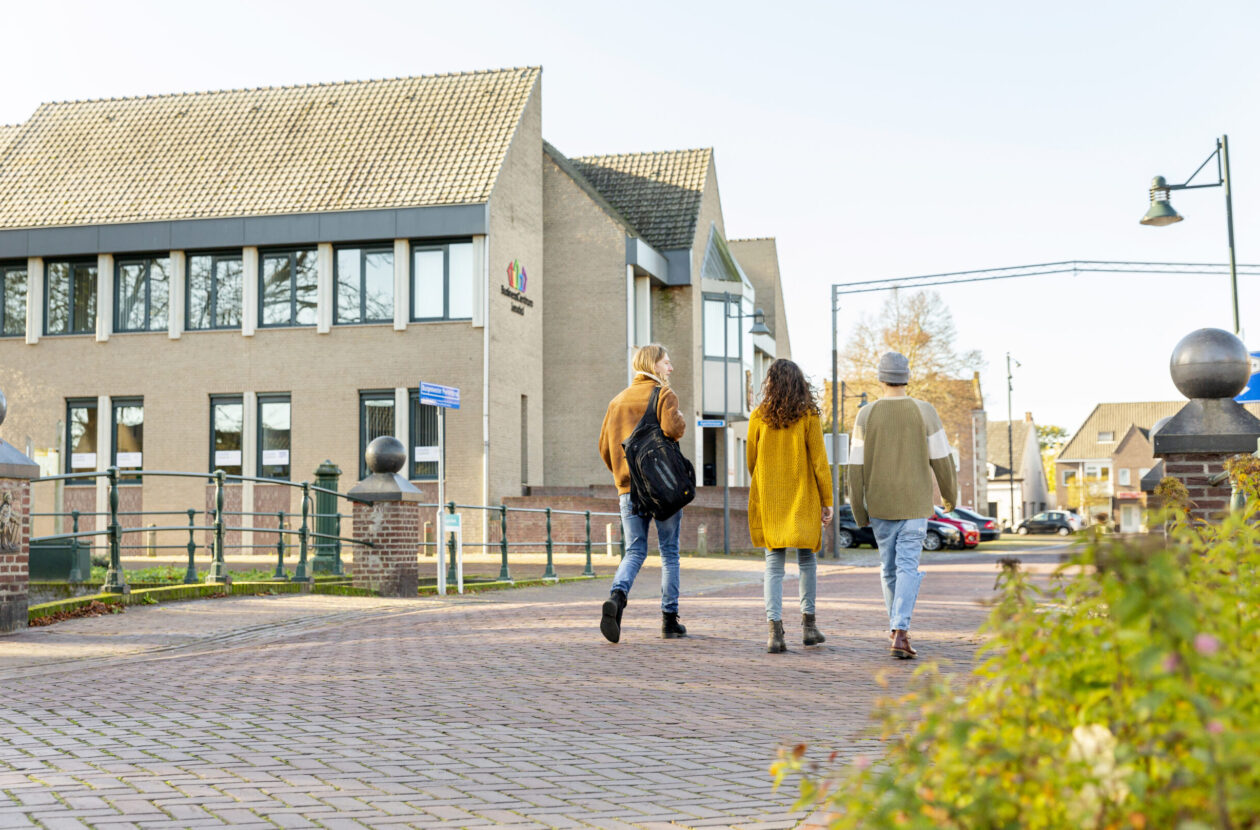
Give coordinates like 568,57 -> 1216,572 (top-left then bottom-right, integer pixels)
365,435 -> 407,475
1169,328 -> 1250,399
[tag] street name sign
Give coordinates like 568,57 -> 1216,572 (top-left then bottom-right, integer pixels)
420,382 -> 460,409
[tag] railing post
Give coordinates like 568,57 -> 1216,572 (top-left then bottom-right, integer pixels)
542,507 -> 557,580
582,510 -> 594,577
67,511 -> 83,584
101,467 -> 128,594
292,483 -> 310,582
498,505 -> 511,582
274,511 -> 287,580
313,460 -> 343,574
183,509 -> 198,584
445,501 -> 458,584
207,469 -> 229,584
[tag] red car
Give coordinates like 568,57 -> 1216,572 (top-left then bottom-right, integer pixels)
932,506 -> 980,549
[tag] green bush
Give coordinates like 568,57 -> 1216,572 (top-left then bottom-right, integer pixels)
775,478 -> 1260,828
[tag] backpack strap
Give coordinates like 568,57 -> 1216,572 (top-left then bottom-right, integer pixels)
636,386 -> 662,430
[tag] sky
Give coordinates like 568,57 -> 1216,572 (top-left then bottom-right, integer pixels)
4,0 -> 1259,434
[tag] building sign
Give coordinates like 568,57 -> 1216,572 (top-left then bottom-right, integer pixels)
501,259 -> 534,316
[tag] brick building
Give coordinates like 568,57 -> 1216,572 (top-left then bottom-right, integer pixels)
0,67 -> 792,546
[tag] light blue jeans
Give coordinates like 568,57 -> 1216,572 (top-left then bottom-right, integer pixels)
871,517 -> 927,631
613,494 -> 683,613
764,548 -> 817,621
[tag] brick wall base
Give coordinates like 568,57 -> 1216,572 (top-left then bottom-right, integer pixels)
1160,452 -> 1232,524
1,479 -> 31,634
351,501 -> 420,597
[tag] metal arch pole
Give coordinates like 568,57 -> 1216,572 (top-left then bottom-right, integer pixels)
1007,353 -> 1016,528
830,287 -> 840,559
722,291 -> 731,557
1221,135 -> 1240,335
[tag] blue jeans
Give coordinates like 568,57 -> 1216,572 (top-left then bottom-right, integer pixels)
612,494 -> 683,613
764,548 -> 817,621
871,517 -> 926,631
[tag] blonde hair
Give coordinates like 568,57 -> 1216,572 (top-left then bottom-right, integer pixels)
632,344 -> 671,388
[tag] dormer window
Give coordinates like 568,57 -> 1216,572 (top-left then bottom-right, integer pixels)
1098,431 -> 1115,442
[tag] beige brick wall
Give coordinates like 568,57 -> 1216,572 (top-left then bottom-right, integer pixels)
541,153 -> 630,487
727,237 -> 791,361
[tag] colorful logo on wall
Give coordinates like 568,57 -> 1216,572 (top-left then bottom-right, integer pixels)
506,259 -> 528,292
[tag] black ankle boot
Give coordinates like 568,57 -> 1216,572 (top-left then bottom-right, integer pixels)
767,620 -> 786,653
601,590 -> 627,643
661,612 -> 687,639
802,613 -> 826,646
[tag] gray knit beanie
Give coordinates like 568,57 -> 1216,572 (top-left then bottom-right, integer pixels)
877,352 -> 910,385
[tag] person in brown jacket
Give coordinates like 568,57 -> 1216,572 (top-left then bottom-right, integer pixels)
597,344 -> 688,643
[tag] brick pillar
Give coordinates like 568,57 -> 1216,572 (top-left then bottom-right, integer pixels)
1161,453 -> 1232,524
1,421 -> 40,634
347,436 -> 423,598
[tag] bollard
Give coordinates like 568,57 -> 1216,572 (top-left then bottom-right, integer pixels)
312,460 -> 342,574
697,524 -> 707,557
101,467 -> 128,594
582,511 -> 595,577
273,511 -> 287,580
146,523 -> 158,557
183,509 -> 198,584
542,507 -> 557,580
498,505 -> 511,582
67,511 -> 83,584
446,502 -> 458,585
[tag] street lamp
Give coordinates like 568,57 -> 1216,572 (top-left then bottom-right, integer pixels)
1141,135 -> 1240,334
720,295 -> 769,556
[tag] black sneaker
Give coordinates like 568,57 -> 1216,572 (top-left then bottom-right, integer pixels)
601,590 -> 627,643
661,611 -> 687,639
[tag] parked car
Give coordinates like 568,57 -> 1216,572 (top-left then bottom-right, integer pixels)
923,519 -> 962,552
1017,510 -> 1076,536
932,506 -> 980,548
834,505 -> 877,549
834,505 -> 959,552
947,506 -> 1001,542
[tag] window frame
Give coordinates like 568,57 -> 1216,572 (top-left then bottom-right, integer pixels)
208,394 -> 245,476
256,394 -> 293,481
110,397 -> 144,484
702,293 -> 745,361
186,250 -> 245,331
258,248 -> 317,329
357,391 -> 396,479
408,389 -> 442,481
0,262 -> 28,337
114,256 -> 171,333
335,244 -> 395,325
409,238 -> 474,323
1117,468 -> 1132,486
64,398 -> 99,484
44,258 -> 98,336
1097,430 -> 1115,443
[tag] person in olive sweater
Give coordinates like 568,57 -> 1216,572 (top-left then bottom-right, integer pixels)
846,352 -> 958,659
597,344 -> 688,643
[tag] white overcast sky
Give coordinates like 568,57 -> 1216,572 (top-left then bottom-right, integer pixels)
4,0 -> 1259,433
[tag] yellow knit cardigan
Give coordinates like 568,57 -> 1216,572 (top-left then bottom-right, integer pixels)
746,409 -> 833,551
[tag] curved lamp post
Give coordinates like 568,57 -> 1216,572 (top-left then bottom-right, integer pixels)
1141,135 -> 1239,334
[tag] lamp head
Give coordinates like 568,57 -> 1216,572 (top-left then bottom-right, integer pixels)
1141,175 -> 1184,226
748,308 -> 771,335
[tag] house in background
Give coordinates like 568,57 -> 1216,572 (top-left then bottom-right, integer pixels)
987,412 -> 1049,529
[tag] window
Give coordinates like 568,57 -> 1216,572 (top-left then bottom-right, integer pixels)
359,391 -> 395,479
1118,468 -> 1131,486
65,399 -> 98,483
210,395 -> 244,476
337,246 -> 394,324
1063,470 -> 1078,487
1084,463 -> 1109,481
409,390 -> 441,480
112,398 -> 144,482
411,240 -> 473,321
115,257 -> 170,332
1,263 -> 27,337
45,260 -> 97,335
1097,430 -> 1115,442
703,295 -> 744,359
258,395 -> 292,480
187,252 -> 243,330
260,249 -> 317,327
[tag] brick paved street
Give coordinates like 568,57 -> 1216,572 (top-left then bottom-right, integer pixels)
0,541 -> 1067,829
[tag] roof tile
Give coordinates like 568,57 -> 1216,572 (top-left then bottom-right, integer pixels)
570,148 -> 711,250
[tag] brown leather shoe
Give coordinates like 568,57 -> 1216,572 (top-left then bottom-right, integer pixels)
889,629 -> 918,656
890,629 -> 916,659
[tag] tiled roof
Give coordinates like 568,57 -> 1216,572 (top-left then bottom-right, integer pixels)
0,125 -> 19,153
542,141 -> 638,236
1057,401 -> 1185,461
570,148 -> 712,250
988,420 -> 1033,478
0,68 -> 540,229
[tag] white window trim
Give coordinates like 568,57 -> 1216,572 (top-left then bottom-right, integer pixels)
96,254 -> 113,342
168,251 -> 186,340
25,257 -> 42,345
392,239 -> 409,331
241,247 -> 258,337
316,243 -> 334,334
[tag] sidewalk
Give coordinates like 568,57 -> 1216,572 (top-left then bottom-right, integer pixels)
0,540 -> 1069,829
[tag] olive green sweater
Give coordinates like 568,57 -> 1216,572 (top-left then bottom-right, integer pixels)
846,397 -> 958,526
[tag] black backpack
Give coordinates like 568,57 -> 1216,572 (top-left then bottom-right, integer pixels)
622,387 -> 696,521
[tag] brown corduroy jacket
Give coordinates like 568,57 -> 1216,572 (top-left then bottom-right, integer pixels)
598,376 -> 688,494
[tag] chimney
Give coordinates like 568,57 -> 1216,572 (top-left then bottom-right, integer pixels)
1024,411 -> 1033,423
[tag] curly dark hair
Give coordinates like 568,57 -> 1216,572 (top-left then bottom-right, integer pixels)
758,359 -> 819,428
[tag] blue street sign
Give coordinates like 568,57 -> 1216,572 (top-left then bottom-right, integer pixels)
1236,352 -> 1260,402
697,418 -> 725,428
420,382 -> 460,409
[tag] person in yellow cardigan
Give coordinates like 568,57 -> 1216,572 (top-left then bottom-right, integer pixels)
746,359 -> 833,653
